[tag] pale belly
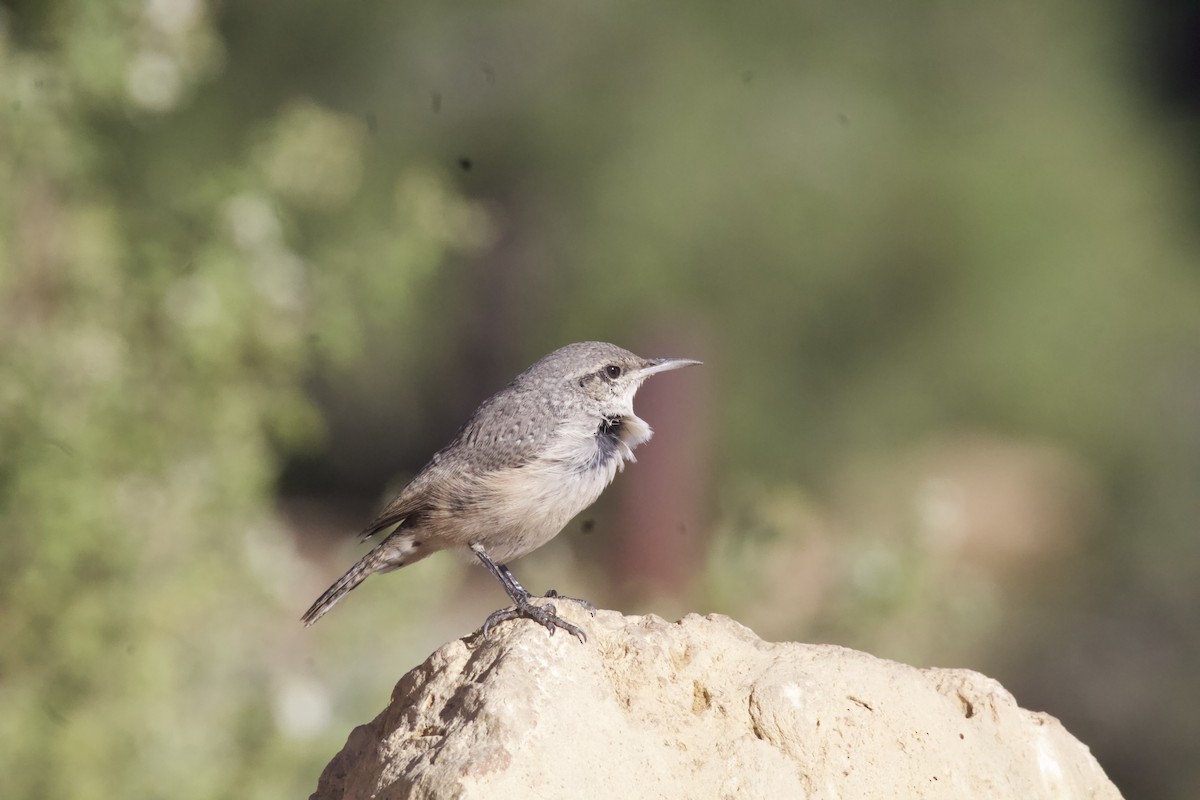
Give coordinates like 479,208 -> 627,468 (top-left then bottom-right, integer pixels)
438,413 -> 651,563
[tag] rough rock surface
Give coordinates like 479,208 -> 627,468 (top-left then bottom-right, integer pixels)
311,607 -> 1121,800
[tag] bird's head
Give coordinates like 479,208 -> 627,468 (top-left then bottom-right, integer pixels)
521,341 -> 701,418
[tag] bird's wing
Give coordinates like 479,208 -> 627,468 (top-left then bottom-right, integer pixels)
357,487 -> 429,541
358,387 -> 562,541
436,385 -> 561,472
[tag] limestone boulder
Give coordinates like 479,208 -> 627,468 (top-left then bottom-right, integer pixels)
311,608 -> 1121,799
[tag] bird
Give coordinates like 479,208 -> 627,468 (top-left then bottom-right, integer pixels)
300,341 -> 701,642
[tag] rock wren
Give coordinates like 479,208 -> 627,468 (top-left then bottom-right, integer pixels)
301,341 -> 700,642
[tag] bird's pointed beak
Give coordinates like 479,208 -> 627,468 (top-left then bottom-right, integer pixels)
639,357 -> 703,377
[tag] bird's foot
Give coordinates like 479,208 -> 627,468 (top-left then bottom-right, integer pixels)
543,589 -> 596,616
482,598 -> 587,644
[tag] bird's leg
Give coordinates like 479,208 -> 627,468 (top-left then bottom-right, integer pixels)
472,545 -> 587,643
496,564 -> 532,602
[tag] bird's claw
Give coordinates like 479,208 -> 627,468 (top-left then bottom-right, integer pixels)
482,599 -> 587,644
544,589 -> 596,616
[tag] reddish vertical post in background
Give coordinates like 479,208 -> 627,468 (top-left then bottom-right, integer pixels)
608,329 -> 712,599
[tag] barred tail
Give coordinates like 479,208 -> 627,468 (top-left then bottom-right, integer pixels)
301,556 -> 374,626
300,533 -> 421,626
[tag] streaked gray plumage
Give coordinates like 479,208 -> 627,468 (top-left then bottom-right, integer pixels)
301,341 -> 700,642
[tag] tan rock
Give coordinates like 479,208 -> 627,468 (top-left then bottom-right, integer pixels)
311,608 -> 1121,800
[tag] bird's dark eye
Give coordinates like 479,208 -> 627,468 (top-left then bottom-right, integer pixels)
605,364 -> 623,379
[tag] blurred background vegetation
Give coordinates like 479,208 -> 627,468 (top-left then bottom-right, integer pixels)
2,0 -> 1198,797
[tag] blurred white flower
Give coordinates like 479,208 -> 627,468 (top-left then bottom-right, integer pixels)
274,675 -> 332,739
126,49 -> 183,112
145,0 -> 204,36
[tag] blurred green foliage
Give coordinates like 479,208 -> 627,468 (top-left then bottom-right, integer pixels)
0,2 -> 472,796
2,1 -> 1199,799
